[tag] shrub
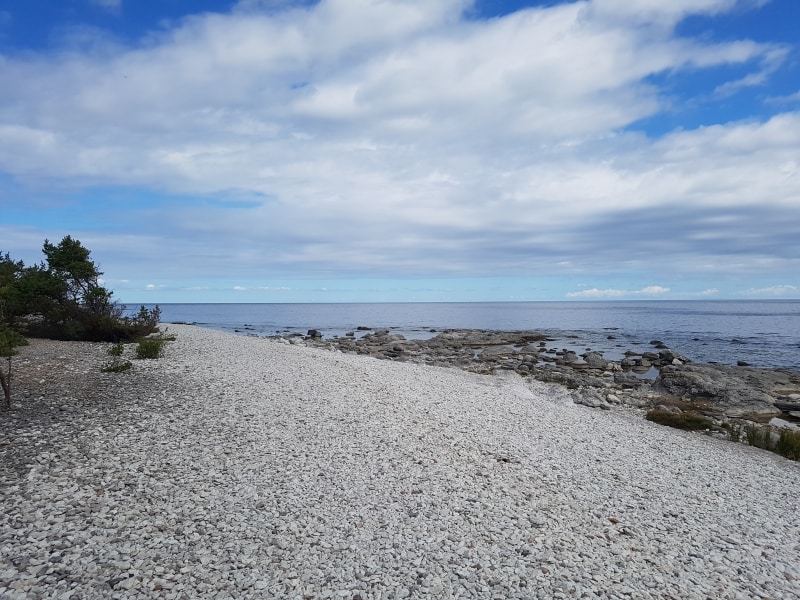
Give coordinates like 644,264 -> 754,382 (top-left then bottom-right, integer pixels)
775,428 -> 800,461
722,421 -> 743,443
136,338 -> 165,359
135,331 -> 175,360
645,409 -> 715,431
0,325 -> 28,409
745,424 -> 773,450
101,342 -> 132,373
746,424 -> 800,460
101,360 -> 133,373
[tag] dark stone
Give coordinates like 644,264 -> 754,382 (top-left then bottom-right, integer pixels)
583,351 -> 609,370
307,329 -> 323,338
107,577 -> 128,589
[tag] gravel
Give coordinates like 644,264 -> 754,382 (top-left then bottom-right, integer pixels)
2,324 -> 799,599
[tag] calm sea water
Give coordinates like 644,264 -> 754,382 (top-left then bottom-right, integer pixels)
136,301 -> 800,370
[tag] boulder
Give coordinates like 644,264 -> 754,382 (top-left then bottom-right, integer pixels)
583,351 -> 609,370
654,365 -> 781,417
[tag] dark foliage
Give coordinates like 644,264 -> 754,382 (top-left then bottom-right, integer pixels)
0,237 -> 160,342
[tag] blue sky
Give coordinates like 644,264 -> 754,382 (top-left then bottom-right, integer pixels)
1,0 -> 798,303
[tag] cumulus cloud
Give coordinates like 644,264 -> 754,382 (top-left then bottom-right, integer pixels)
566,286 -> 670,298
740,285 -> 799,297
0,0 -> 796,286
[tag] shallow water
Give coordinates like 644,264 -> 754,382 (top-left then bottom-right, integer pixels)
139,300 -> 800,370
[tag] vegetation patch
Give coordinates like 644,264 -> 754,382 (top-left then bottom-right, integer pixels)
135,331 -> 174,360
0,325 -> 29,409
645,409 -> 715,431
101,342 -> 133,373
744,424 -> 800,461
775,428 -> 800,461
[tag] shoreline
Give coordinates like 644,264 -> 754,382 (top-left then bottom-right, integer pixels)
2,324 -> 800,598
274,326 -> 800,427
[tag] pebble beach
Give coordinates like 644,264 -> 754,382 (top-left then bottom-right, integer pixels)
2,324 -> 799,599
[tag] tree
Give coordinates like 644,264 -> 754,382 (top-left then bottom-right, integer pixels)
2,236 -> 160,342
0,252 -> 24,325
0,324 -> 27,409
43,235 -> 111,310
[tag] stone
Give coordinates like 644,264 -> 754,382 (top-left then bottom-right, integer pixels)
583,352 -> 609,370
654,364 -> 782,417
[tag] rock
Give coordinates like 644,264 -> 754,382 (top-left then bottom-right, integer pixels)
479,345 -> 518,360
307,329 -> 323,338
561,351 -> 579,363
583,352 -> 609,370
654,365 -> 782,417
572,389 -> 603,408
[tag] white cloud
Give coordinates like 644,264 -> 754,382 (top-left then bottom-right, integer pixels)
566,286 -> 670,298
740,285 -> 799,297
767,89 -> 800,105
0,0 -> 796,284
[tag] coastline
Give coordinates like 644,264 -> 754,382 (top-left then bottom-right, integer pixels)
2,324 -> 799,598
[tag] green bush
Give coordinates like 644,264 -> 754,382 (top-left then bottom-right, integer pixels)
775,428 -> 800,461
745,424 -> 800,460
101,342 -> 132,373
136,337 -> 167,359
101,360 -> 132,373
745,424 -> 771,450
723,421 -> 743,443
0,325 -> 28,409
645,409 -> 714,431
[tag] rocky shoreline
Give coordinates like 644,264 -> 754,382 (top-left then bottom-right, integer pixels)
277,327 -> 800,428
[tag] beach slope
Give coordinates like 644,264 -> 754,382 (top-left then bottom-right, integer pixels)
2,324 -> 799,599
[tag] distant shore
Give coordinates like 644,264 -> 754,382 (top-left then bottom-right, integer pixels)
2,324 -> 800,598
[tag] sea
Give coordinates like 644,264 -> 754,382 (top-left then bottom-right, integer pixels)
134,301 -> 800,371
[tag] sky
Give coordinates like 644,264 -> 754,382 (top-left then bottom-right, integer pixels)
0,0 -> 798,303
